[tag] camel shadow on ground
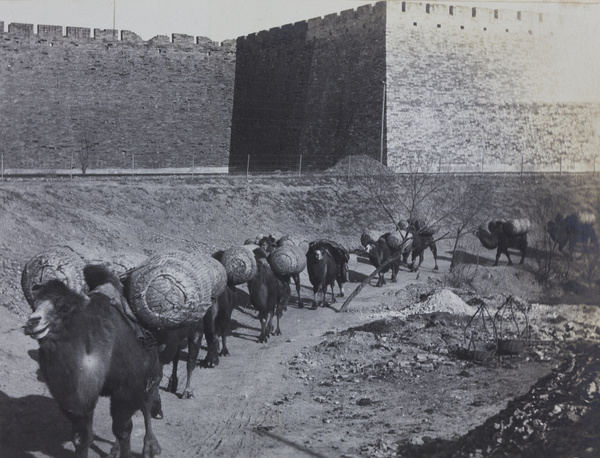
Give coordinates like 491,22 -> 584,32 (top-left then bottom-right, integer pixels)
450,247 -> 550,269
0,390 -> 86,458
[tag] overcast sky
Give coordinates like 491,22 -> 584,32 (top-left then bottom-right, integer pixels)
0,1 -> 596,42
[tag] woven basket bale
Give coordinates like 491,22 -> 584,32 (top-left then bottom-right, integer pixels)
208,256 -> 228,297
503,218 -> 531,236
106,253 -> 148,276
21,246 -> 87,309
276,235 -> 309,254
577,212 -> 596,225
269,245 -> 307,276
220,246 -> 258,285
385,231 -> 412,251
125,252 -> 215,329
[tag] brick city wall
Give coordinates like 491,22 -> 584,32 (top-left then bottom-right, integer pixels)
230,3 -> 386,173
0,24 -> 236,170
230,1 -> 599,173
385,2 -> 600,172
1,2 -> 598,174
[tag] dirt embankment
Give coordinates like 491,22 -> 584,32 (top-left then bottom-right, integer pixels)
0,174 -> 599,457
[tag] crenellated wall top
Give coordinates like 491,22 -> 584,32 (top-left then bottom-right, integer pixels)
2,21 -> 236,50
239,0 -> 569,42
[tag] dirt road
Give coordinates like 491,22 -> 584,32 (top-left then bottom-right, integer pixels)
1,176 -> 599,457
1,250 -> 571,458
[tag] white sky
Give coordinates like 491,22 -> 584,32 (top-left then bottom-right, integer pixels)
0,1 -> 596,42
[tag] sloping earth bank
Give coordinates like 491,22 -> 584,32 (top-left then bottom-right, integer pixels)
0,175 -> 599,457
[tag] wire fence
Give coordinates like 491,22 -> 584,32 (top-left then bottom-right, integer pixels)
0,152 -> 598,182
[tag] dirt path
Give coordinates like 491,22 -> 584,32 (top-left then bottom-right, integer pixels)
0,254 -> 424,458
1,248 -> 595,458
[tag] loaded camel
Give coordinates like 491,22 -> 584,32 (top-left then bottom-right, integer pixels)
23,265 -> 162,458
547,212 -> 599,255
475,219 -> 529,266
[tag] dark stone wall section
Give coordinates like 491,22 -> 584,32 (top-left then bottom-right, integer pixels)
230,3 -> 386,173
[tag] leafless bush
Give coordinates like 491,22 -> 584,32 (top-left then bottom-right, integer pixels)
78,131 -> 98,175
357,158 -> 490,273
531,193 -> 575,285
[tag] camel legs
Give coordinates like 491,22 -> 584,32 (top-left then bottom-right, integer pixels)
68,412 -> 94,458
141,398 -> 161,458
292,274 -> 301,308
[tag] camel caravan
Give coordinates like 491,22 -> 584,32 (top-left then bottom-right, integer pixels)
19,208 -> 599,457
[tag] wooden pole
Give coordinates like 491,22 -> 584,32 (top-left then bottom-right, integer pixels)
132,153 -> 135,179
380,81 -> 386,164
192,154 -> 195,178
521,156 -> 524,179
348,155 -> 351,178
299,154 -> 302,177
246,154 -> 250,179
560,157 -> 562,175
70,152 -> 73,181
339,255 -> 400,312
338,232 -> 449,312
1,153 -> 3,182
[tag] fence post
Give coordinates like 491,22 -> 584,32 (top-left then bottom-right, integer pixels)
132,153 -> 135,179
481,154 -> 484,174
192,154 -> 195,178
70,152 -> 73,181
246,155 -> 250,179
521,156 -> 524,179
348,155 -> 351,178
559,157 -> 562,176
1,153 -> 3,182
298,154 -> 302,178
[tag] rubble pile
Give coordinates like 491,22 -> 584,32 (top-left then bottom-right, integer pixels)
395,341 -> 600,457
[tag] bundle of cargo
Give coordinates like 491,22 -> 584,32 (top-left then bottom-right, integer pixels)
268,245 -> 307,276
361,230 -> 381,247
502,218 -> 531,236
577,211 -> 596,225
70,244 -> 145,277
124,251 -> 227,329
21,246 -> 87,308
219,245 -> 257,285
276,235 -> 310,254
384,230 -> 412,251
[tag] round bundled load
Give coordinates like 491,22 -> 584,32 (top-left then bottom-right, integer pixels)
208,257 -> 228,297
577,211 -> 596,225
125,251 -> 226,329
385,231 -> 412,250
21,246 -> 87,309
269,245 -> 307,276
276,235 -> 309,254
220,246 -> 257,285
502,218 -> 531,236
361,230 -> 380,247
